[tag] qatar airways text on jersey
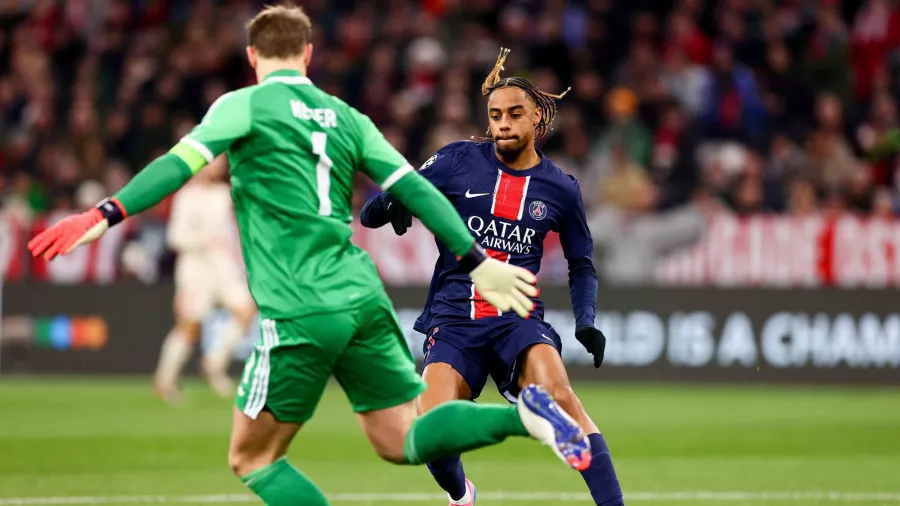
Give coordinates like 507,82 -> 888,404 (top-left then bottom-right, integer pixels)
406,141 -> 593,331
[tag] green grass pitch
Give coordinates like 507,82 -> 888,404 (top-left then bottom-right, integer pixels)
1,378 -> 899,505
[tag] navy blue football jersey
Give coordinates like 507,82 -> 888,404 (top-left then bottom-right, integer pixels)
381,141 -> 595,333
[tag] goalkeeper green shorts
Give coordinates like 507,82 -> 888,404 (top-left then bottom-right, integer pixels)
234,290 -> 427,423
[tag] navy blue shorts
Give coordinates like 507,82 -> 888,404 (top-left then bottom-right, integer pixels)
422,316 -> 563,402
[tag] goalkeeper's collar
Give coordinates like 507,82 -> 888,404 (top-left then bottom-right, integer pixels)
262,69 -> 312,86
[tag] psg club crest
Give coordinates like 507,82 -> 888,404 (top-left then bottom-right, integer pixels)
529,200 -> 547,220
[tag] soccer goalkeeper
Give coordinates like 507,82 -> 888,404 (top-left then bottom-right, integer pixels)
28,5 -> 591,505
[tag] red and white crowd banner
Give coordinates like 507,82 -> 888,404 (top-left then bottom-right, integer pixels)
655,213 -> 900,288
7,211 -> 900,287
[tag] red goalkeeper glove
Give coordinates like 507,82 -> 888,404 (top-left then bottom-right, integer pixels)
28,198 -> 127,261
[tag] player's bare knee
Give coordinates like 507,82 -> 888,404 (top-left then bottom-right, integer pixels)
374,441 -> 407,464
228,438 -> 289,477
381,422 -> 413,464
367,426 -> 409,464
228,447 -> 269,477
359,406 -> 413,465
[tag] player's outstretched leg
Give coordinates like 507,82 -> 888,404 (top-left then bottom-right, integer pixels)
520,344 -> 624,505
229,407 -> 329,506
355,392 -> 590,471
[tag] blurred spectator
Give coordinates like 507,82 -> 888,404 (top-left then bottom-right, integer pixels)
872,186 -> 898,217
698,42 -> 766,148
802,1 -> 853,106
760,42 -> 813,136
652,101 -> 700,209
597,135 -> 656,212
787,178 -> 819,215
728,171 -> 766,215
857,92 -> 900,186
850,0 -> 900,102
592,88 -> 652,169
543,105 -> 593,180
612,42 -> 659,106
807,93 -> 858,189
663,10 -> 711,65
763,133 -> 808,209
660,45 -> 705,117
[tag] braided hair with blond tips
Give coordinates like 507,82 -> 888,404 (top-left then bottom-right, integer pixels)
480,47 -> 570,140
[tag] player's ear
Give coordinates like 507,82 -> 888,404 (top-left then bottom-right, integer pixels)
534,106 -> 542,127
246,46 -> 258,69
305,44 -> 314,68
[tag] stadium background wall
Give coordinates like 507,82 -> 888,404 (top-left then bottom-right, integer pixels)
1,283 -> 899,385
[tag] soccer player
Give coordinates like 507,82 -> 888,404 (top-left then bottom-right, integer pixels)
360,48 -> 625,506
154,156 -> 256,402
27,7 -> 592,506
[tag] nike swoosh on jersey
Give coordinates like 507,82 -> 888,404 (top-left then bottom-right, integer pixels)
465,190 -> 491,198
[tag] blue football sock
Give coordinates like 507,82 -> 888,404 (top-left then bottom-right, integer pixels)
580,433 -> 624,505
426,455 -> 467,501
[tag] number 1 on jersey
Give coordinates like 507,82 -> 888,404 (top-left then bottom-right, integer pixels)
311,132 -> 333,216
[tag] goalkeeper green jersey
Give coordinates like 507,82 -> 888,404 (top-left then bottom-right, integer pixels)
170,70 -> 416,319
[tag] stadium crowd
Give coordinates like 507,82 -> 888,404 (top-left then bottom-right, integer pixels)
2,0 -> 900,282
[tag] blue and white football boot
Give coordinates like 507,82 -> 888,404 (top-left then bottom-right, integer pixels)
517,384 -> 592,471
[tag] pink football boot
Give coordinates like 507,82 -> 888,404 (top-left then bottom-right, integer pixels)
449,479 -> 476,505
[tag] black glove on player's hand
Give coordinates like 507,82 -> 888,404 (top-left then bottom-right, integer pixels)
575,325 -> 607,368
383,193 -> 413,236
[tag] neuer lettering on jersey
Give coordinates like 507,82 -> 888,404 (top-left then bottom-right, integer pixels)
467,216 -> 536,254
290,100 -> 337,128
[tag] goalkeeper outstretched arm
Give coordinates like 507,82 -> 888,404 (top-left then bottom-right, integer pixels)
27,88 -> 250,261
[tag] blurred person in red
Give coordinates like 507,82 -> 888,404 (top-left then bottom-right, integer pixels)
664,9 -> 711,65
850,0 -> 900,102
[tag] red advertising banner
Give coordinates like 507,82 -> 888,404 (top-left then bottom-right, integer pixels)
654,213 -> 900,288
